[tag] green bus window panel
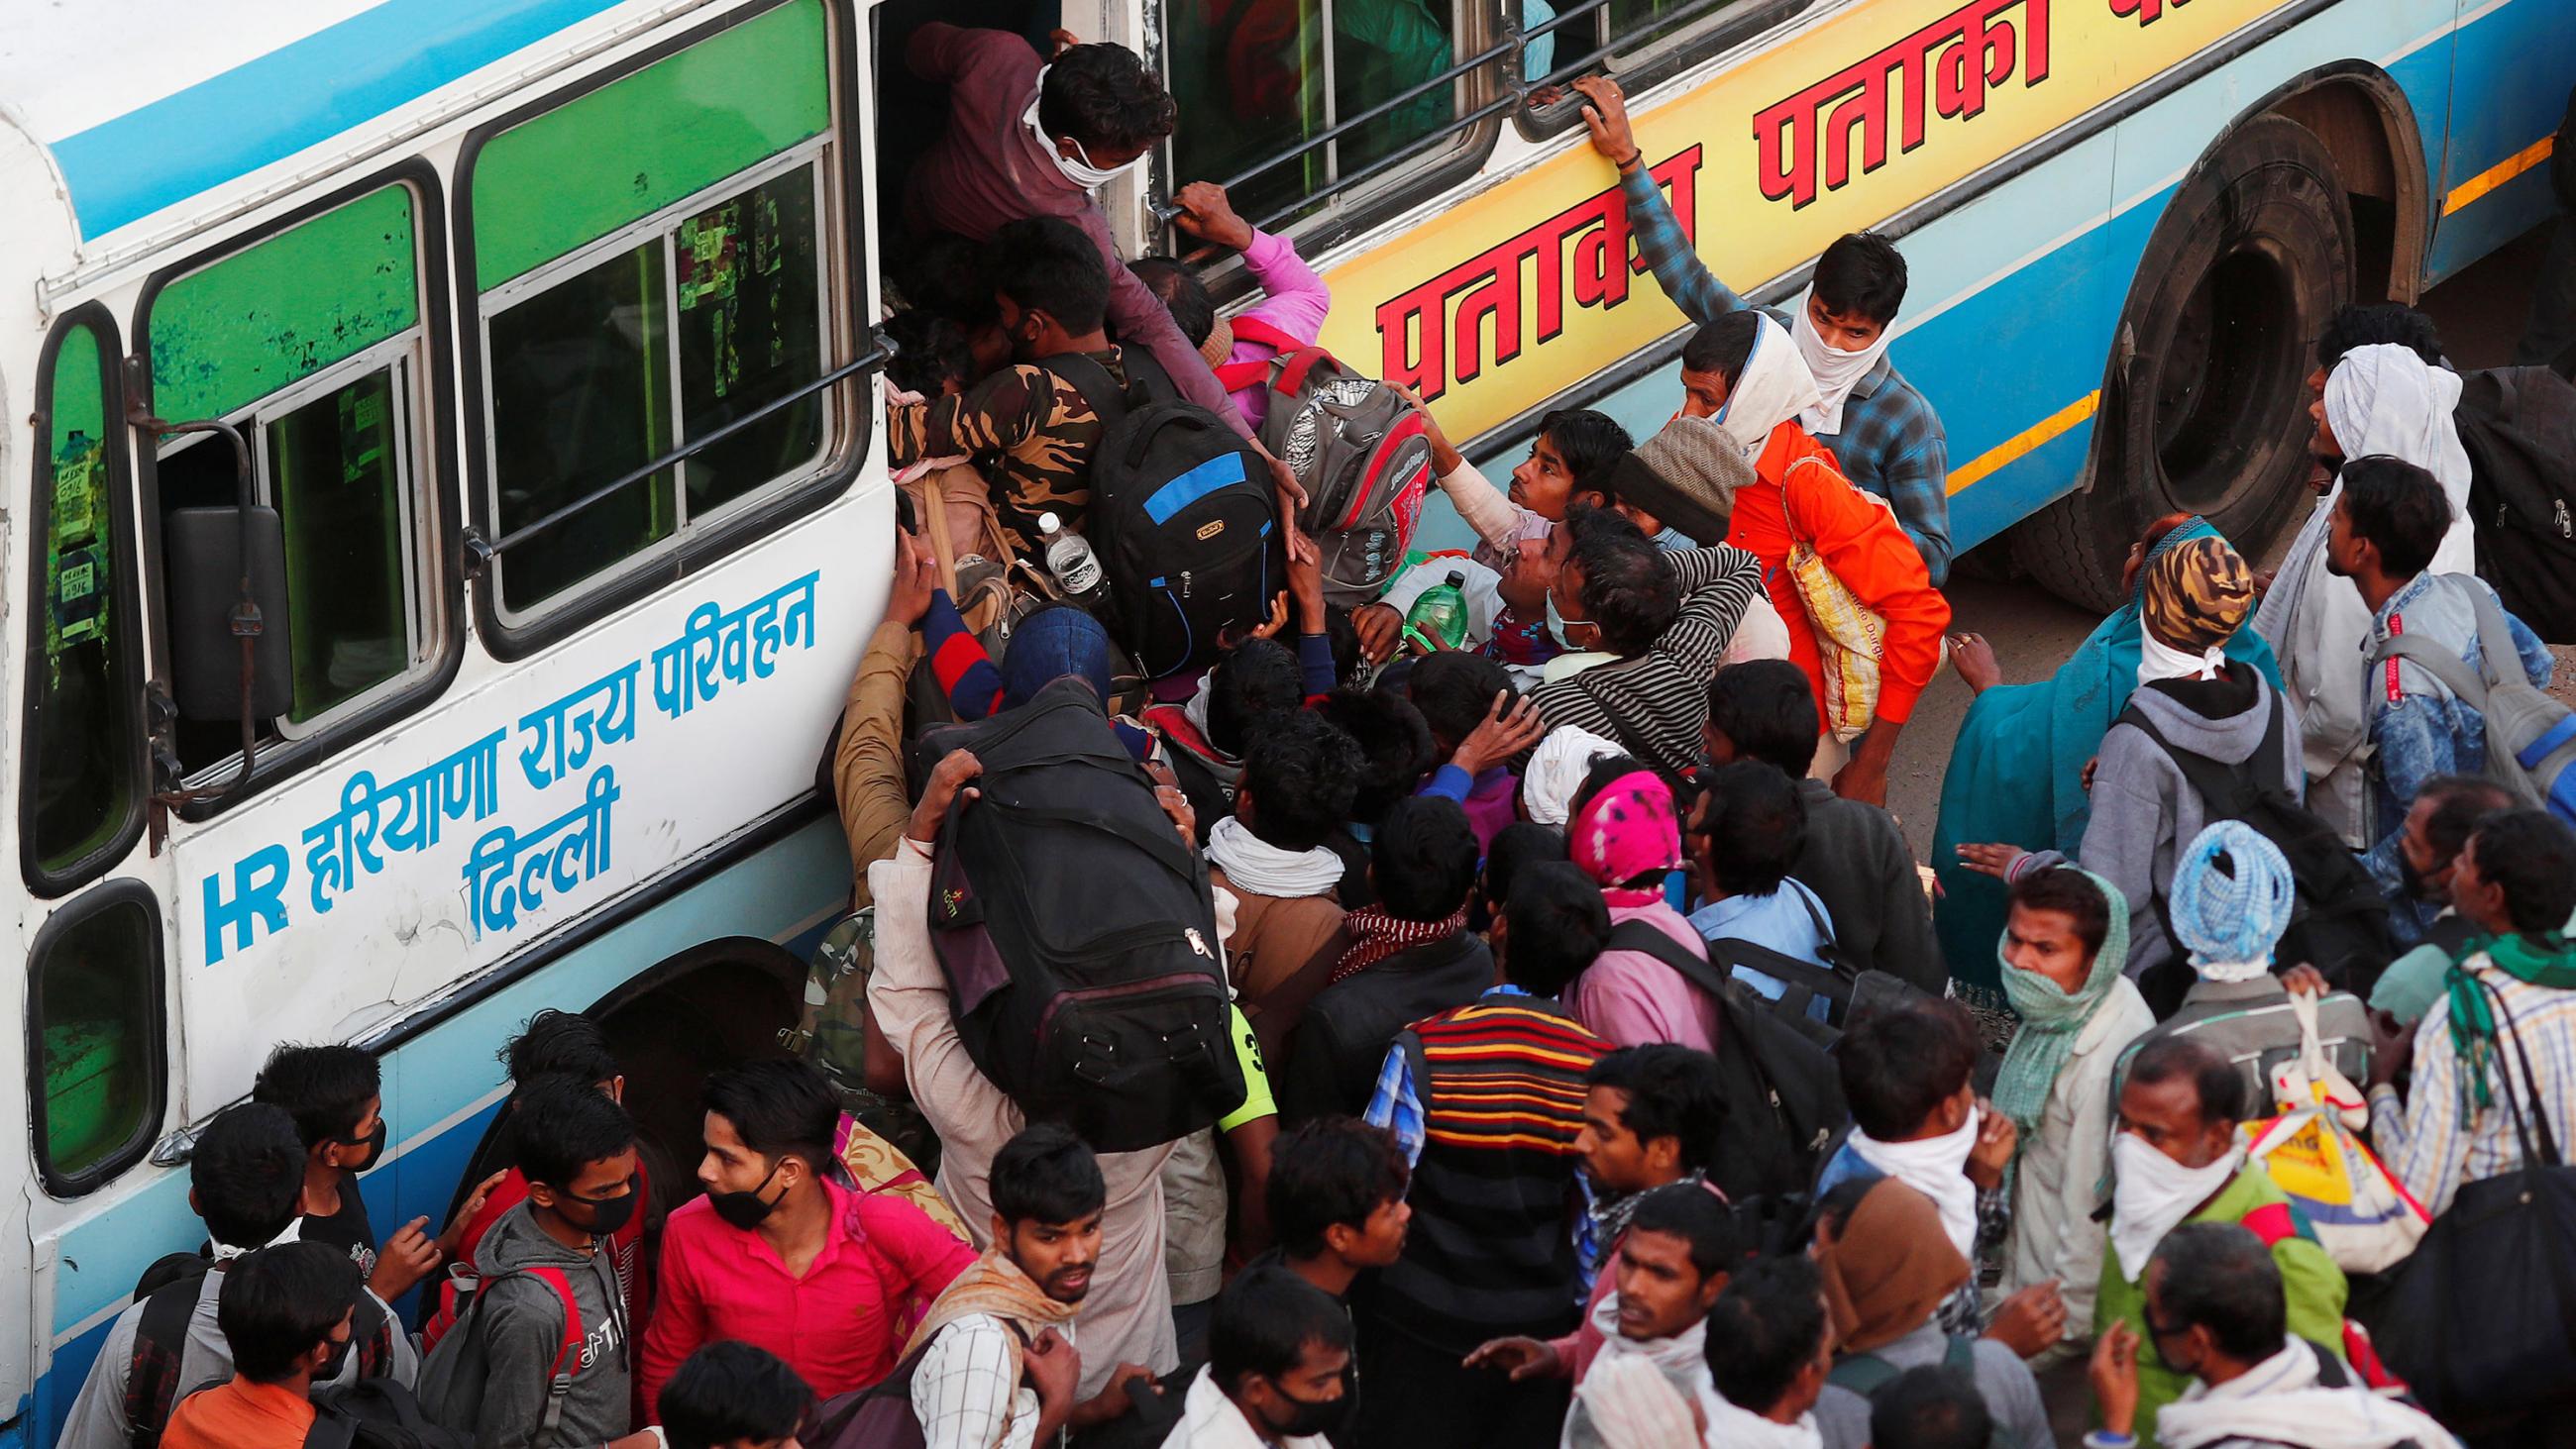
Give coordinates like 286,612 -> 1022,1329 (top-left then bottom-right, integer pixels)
149,185 -> 419,424
678,168 -> 823,515
473,0 -> 829,288
36,900 -> 157,1179
490,240 -> 678,611
268,370 -> 410,722
33,323 -> 138,875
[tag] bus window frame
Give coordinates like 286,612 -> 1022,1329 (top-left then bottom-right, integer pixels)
20,304 -> 149,898
1508,0 -> 1816,143
154,331 -> 440,762
451,0 -> 875,665
25,878 -> 170,1198
131,159 -> 467,826
470,141 -> 838,629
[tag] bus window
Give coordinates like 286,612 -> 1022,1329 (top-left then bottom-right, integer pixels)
29,883 -> 165,1194
466,0 -> 836,621
24,314 -> 141,893
147,181 -> 437,776
1165,0 -> 1496,228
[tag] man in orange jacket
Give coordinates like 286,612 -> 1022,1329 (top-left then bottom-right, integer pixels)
1611,312 -> 1949,808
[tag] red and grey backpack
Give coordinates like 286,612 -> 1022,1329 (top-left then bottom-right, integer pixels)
414,1264 -> 589,1440
1224,322 -> 1435,607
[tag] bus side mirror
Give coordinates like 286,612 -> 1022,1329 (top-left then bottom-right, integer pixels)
163,505 -> 293,722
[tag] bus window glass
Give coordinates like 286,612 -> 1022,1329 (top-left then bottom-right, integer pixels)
488,241 -> 679,610
678,168 -> 824,516
266,368 -> 415,722
1166,0 -> 1468,225
33,893 -> 161,1187
30,321 -> 137,880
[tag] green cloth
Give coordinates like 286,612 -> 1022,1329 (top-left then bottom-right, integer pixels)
2092,1165 -> 2349,1446
2444,929 -> 2576,1107
2370,941 -> 2454,1026
1930,519 -> 2280,992
1992,868 -> 2131,1140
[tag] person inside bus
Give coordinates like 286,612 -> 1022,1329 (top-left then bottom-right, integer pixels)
251,1042 -> 489,1306
886,217 -> 1150,563
637,1060 -> 976,1415
1130,180 -> 1331,432
60,1103 -> 418,1449
1631,344 -> 1950,809
900,25 -> 1314,526
1569,74 -> 1954,586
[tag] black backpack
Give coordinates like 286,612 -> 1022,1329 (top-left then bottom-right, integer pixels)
2116,687 -> 2395,1004
2454,363 -> 2576,644
304,1381 -> 472,1449
1604,921 -> 1846,1201
1054,354 -> 1283,679
924,678 -> 1244,1151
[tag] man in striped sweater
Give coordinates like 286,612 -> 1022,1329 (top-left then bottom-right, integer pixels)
1360,861 -> 1615,1449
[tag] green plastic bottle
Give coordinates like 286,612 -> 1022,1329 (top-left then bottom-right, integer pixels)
1404,570 -> 1470,653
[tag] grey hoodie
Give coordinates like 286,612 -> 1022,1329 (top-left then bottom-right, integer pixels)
421,1201 -> 631,1449
2059,669 -> 2303,977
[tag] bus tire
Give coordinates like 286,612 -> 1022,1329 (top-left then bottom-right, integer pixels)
2015,113 -> 2353,610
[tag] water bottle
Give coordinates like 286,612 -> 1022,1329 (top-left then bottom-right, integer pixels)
1037,511 -> 1107,604
1404,570 -> 1470,653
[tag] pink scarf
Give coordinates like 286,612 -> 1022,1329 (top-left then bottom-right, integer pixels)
1569,771 -> 1682,889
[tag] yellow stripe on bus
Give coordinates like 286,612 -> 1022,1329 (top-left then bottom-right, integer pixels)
1949,390 -> 2101,494
2444,135 -> 2557,217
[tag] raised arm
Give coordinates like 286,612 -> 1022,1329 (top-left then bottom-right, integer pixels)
1653,545 -> 1765,680
1573,76 -> 1749,328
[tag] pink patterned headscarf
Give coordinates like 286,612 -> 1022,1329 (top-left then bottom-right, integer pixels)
1568,771 -> 1682,893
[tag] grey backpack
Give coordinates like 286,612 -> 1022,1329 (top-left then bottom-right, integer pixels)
1231,323 -> 1436,606
2368,577 -> 2576,828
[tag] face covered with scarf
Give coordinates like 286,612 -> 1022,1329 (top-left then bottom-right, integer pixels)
2106,1052 -> 2245,1282
2313,344 -> 2470,499
1705,313 -> 1825,462
1991,867 -> 2130,1140
2137,533 -> 2256,687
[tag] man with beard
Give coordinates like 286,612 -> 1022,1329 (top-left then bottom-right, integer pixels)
2366,776 -> 2517,1026
907,1124 -> 1141,1449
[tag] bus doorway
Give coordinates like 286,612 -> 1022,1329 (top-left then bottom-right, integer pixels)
870,0 -> 1059,257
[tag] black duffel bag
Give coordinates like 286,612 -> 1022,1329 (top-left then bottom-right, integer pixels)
2377,974 -> 2576,1435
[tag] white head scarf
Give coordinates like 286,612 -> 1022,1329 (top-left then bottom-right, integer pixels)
1791,296 -> 1895,438
1522,726 -> 1621,826
2138,630 -> 2227,688
1712,314 -> 1824,462
2322,344 -> 2472,520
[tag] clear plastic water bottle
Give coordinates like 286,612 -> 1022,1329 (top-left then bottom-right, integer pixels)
1037,511 -> 1106,604
1404,570 -> 1470,653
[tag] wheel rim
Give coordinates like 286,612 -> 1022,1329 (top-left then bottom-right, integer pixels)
2150,235 -> 2308,513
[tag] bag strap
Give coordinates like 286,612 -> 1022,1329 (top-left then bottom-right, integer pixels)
1826,1350 -> 1900,1397
2473,972 -> 2566,1168
920,471 -> 963,596
2371,635 -> 2492,710
461,1266 -> 586,1441
1574,675 -> 1690,780
1228,316 -> 1301,358
1788,882 -> 1842,966
1606,920 -> 1733,1002
1043,353 -> 1134,436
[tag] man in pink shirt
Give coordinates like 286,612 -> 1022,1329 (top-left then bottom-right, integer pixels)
1559,760 -> 1722,1052
1129,182 -> 1331,433
637,1061 -> 974,1415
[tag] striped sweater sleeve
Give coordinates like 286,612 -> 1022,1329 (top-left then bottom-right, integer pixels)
923,590 -> 1004,720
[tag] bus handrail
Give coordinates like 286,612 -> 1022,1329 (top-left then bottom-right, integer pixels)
472,345 -> 888,563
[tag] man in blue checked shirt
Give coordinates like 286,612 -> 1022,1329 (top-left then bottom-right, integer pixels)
1569,75 -> 1956,585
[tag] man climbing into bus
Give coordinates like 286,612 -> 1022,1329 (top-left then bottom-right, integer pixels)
1572,74 -> 1954,585
903,25 -> 1315,539
1131,180 -> 1332,433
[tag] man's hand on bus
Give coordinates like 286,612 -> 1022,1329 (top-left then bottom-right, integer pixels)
1171,182 -> 1256,253
370,1215 -> 443,1301
907,751 -> 984,844
1570,76 -> 1643,171
433,1170 -> 511,1261
1048,27 -> 1081,55
888,528 -> 938,628
1387,383 -> 1464,476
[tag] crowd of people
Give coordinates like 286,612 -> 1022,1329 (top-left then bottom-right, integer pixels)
69,26 -> 2576,1449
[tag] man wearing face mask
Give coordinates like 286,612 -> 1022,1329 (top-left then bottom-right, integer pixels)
2092,1037 -> 2348,1445
253,1042 -> 493,1306
1162,1266 -> 1354,1449
639,1061 -> 976,1417
420,1081 -> 657,1449
1568,75 -> 1952,584
903,29 -> 1314,526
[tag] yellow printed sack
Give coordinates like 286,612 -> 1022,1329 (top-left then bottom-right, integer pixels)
2239,991 -> 2429,1274
1779,459 -> 1885,741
